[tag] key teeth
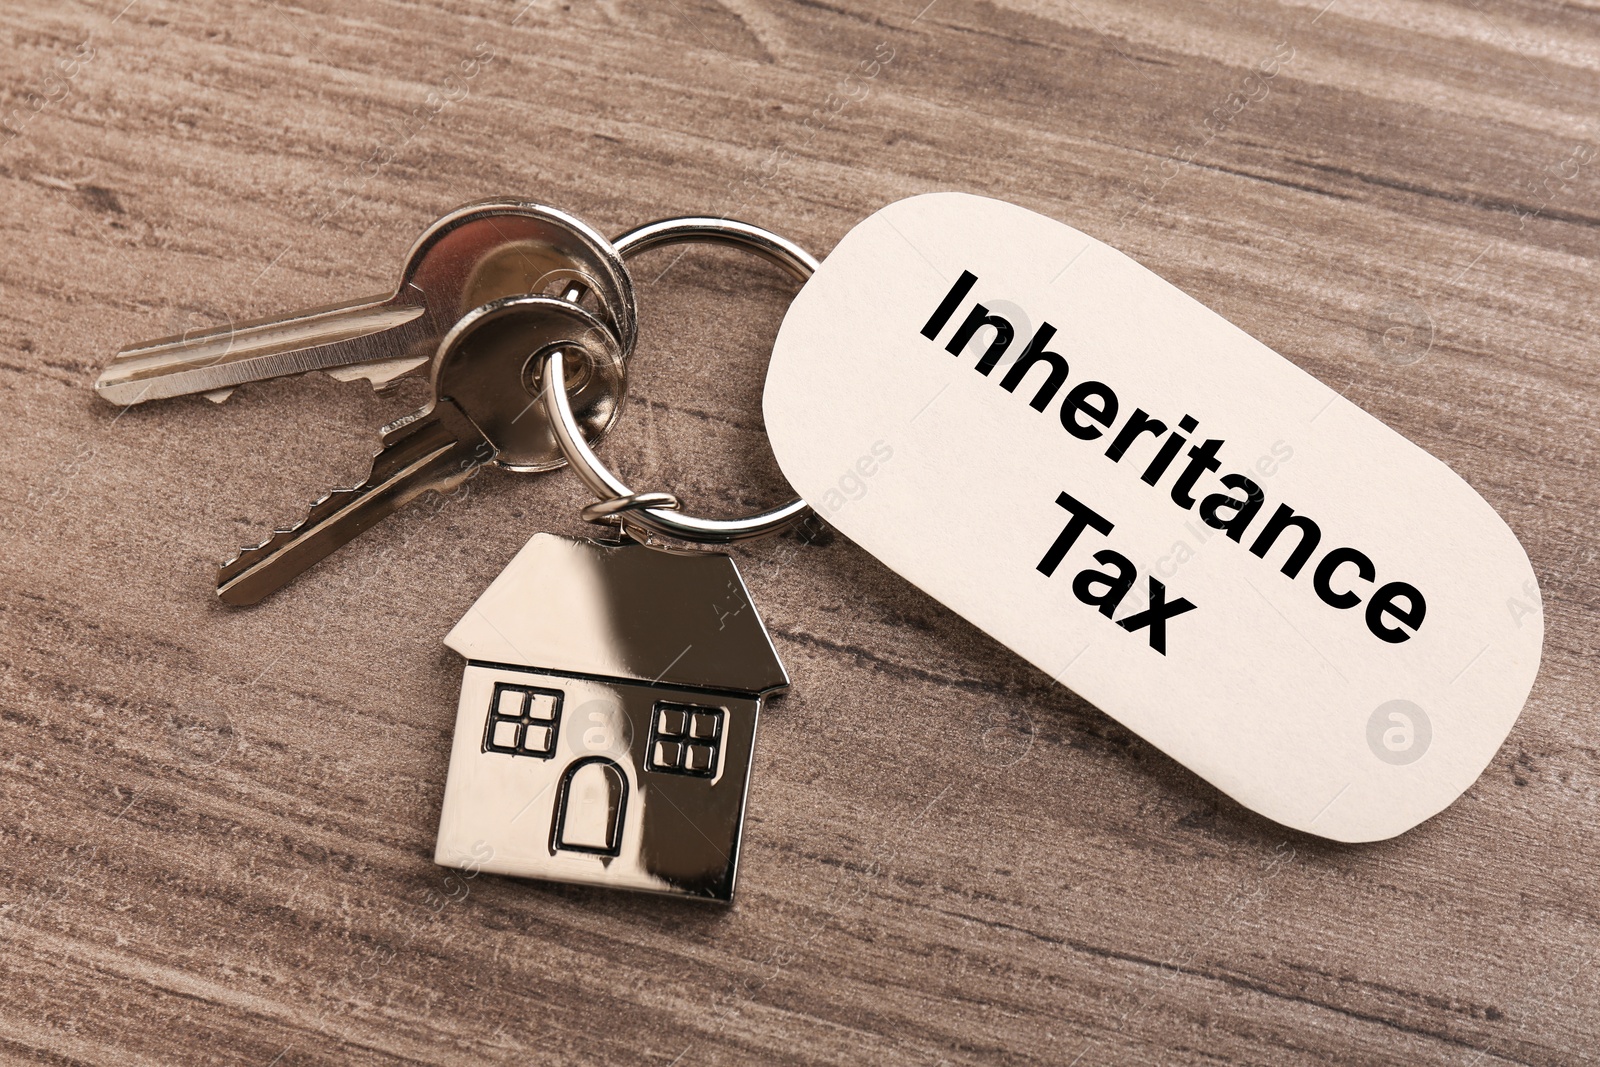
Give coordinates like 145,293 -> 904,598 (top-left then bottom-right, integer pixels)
222,426 -> 409,569
215,402 -> 471,604
220,483 -> 368,570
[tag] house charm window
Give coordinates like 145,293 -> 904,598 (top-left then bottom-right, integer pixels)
483,682 -> 563,758
648,702 -> 724,777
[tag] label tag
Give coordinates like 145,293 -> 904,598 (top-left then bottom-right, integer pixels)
763,192 -> 1542,842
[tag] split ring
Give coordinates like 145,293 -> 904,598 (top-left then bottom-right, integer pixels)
542,217 -> 818,543
580,491 -> 682,524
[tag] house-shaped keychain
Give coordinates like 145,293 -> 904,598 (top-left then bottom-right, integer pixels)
434,533 -> 789,901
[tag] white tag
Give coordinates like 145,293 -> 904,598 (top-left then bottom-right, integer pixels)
763,192 -> 1542,842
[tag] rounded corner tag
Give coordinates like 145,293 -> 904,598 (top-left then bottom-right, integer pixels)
764,192 -> 1543,843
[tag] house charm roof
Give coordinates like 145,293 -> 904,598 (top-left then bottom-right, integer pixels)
446,533 -> 789,695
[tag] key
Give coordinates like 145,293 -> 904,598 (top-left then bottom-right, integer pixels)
217,294 -> 628,605
95,200 -> 636,406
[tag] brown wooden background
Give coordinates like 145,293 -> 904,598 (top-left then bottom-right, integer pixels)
1,1 -> 1596,1063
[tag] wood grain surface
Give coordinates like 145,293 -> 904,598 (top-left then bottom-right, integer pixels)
1,1 -> 1596,1064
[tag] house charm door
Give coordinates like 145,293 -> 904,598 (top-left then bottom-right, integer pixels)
434,534 -> 789,902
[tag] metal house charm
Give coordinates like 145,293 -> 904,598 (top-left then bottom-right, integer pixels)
434,533 -> 789,901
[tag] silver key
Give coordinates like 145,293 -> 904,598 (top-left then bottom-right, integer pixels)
216,295 -> 627,605
95,200 -> 636,406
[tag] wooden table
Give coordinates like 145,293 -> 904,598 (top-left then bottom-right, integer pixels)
1,1 -> 1595,1063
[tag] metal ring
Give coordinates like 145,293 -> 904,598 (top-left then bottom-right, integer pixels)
541,217 -> 819,543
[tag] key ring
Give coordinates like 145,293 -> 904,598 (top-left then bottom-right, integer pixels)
541,217 -> 819,543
